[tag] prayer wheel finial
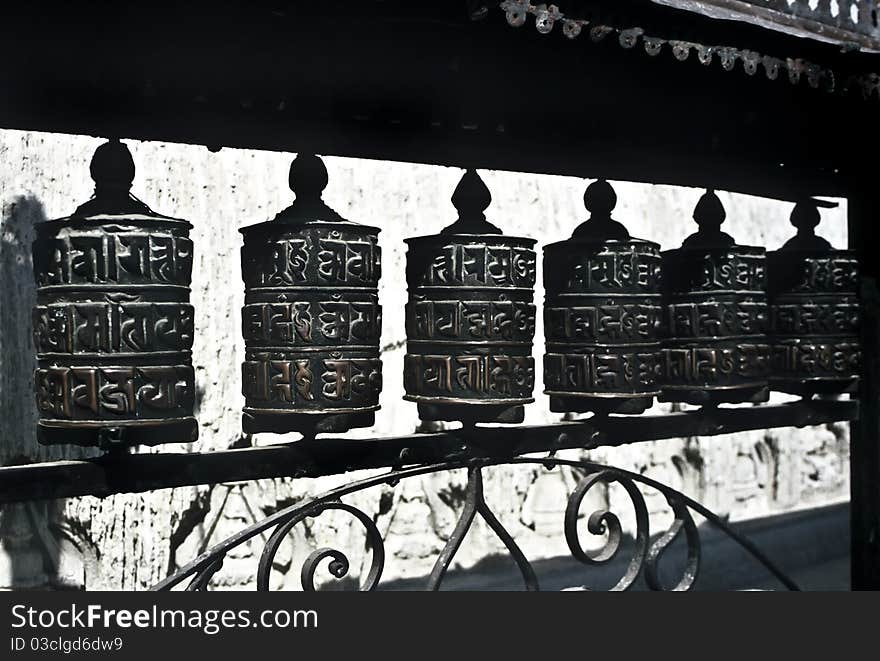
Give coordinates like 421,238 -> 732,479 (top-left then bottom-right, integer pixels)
682,189 -> 734,248
782,199 -> 833,251
289,153 -> 329,200
444,169 -> 501,235
572,179 -> 630,241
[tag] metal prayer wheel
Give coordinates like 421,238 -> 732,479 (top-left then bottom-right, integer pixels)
544,180 -> 662,415
660,190 -> 771,405
404,169 -> 536,423
32,140 -> 197,448
767,199 -> 860,395
240,154 -> 382,435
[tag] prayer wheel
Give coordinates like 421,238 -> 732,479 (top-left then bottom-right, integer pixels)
240,154 -> 382,435
660,190 -> 771,405
32,139 -> 197,447
403,169 -> 537,423
543,180 -> 662,414
767,199 -> 860,395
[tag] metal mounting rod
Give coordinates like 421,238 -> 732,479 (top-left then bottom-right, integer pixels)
0,399 -> 857,505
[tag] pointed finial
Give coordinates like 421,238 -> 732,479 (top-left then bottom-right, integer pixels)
781,198 -> 834,250
572,179 -> 629,241
73,139 -> 150,217
791,199 -> 821,233
289,153 -> 329,203
584,179 -> 617,216
693,189 -> 726,231
682,189 -> 735,248
442,169 -> 501,234
90,139 -> 135,195
273,153 -> 345,224
451,169 -> 491,218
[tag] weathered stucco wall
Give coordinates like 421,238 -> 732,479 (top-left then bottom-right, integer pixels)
0,129 -> 850,590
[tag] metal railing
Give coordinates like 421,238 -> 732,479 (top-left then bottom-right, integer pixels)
151,456 -> 802,591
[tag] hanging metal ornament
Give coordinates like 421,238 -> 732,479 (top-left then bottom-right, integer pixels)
767,199 -> 860,396
32,139 -> 198,448
239,154 -> 382,435
660,190 -> 771,405
544,180 -> 662,414
403,169 -> 537,423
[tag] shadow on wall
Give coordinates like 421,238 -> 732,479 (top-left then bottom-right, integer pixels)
0,194 -> 42,462
0,195 -> 82,590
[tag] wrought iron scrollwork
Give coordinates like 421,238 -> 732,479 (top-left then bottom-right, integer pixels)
257,501 -> 385,592
152,457 -> 799,592
644,495 -> 700,591
186,558 -> 224,592
428,467 -> 539,591
564,469 -> 650,591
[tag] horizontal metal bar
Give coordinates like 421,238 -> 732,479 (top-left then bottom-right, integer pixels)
0,399 -> 857,505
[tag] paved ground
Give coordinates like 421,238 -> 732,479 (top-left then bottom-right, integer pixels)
749,556 -> 849,591
379,503 -> 852,591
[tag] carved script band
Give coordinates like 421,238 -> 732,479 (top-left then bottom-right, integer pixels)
242,354 -> 382,410
404,353 -> 534,400
772,340 -> 861,377
34,303 -> 194,354
544,350 -> 661,394
34,231 -> 193,288
545,301 -> 662,344
663,249 -> 766,293
407,299 -> 535,342
35,365 -> 194,421
770,298 -> 859,335
662,342 -> 771,385
768,253 -> 859,294
544,244 -> 661,295
407,242 -> 536,288
243,298 -> 381,346
666,299 -> 767,339
241,228 -> 381,289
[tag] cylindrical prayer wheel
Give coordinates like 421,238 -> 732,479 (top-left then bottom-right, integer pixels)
660,190 -> 771,405
403,169 -> 537,423
767,199 -> 860,395
239,154 -> 382,435
32,140 -> 197,447
543,180 -> 662,414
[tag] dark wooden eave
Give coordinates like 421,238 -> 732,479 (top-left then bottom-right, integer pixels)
0,1 -> 877,202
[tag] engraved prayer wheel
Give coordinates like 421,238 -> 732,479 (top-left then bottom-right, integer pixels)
544,180 -> 662,415
240,154 -> 382,435
767,199 -> 860,395
660,190 -> 771,405
32,139 -> 197,447
404,169 -> 536,423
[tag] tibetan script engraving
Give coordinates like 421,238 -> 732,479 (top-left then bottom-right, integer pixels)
544,350 -> 661,393
35,365 -> 194,420
36,232 -> 193,287
404,353 -> 534,400
409,242 -> 537,288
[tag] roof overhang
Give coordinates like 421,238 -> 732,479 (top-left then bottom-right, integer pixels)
652,0 -> 880,52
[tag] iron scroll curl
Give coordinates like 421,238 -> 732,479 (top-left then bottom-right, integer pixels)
256,501 -> 386,592
153,457 -> 798,592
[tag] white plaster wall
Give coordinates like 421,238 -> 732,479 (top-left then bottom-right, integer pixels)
0,129 -> 850,590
